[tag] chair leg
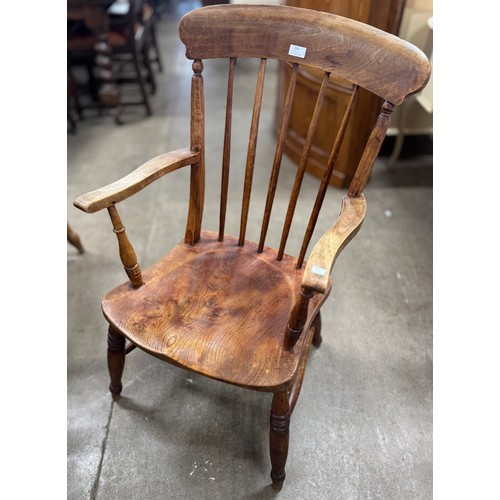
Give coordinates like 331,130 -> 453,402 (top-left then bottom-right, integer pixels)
269,390 -> 290,491
67,223 -> 84,253
142,44 -> 157,95
107,326 -> 126,396
133,52 -> 152,116
149,24 -> 163,72
312,312 -> 323,348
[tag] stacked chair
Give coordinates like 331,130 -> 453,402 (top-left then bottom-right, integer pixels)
67,0 -> 163,123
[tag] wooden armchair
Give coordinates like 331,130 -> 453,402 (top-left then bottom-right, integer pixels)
73,5 -> 430,490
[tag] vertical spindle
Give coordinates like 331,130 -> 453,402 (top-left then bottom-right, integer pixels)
258,63 -> 299,253
297,85 -> 359,268
219,57 -> 236,241
277,71 -> 330,260
239,58 -> 267,246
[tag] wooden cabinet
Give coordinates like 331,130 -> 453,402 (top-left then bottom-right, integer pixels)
276,0 -> 406,188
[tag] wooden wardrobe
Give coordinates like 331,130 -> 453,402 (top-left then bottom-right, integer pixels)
276,0 -> 406,188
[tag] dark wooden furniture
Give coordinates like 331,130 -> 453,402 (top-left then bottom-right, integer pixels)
67,0 -> 121,121
67,70 -> 78,132
142,1 -> 163,73
276,0 -> 406,188
73,5 -> 430,489
68,0 -> 156,120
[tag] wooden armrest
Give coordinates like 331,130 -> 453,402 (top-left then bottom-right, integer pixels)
302,194 -> 366,294
73,148 -> 200,213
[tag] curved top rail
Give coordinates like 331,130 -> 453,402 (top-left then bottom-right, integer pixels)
179,5 -> 430,104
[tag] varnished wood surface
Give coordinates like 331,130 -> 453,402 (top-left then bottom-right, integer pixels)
73,3 -> 431,488
258,62 -> 298,253
285,0 -> 406,35
73,148 -> 199,213
219,57 -> 236,242
102,231 -> 329,391
276,0 -> 407,188
284,287 -> 314,350
179,5 -> 430,105
269,390 -> 290,489
297,84 -> 359,268
107,205 -> 143,287
239,58 -> 266,246
348,101 -> 395,196
303,194 -> 366,293
185,60 -> 206,245
107,325 -> 126,395
277,71 -> 329,261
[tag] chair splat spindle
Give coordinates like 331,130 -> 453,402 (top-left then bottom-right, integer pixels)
348,101 -> 395,197
219,57 -> 237,242
239,58 -> 267,246
107,204 -> 143,287
277,71 -> 330,261
297,85 -> 360,269
258,63 -> 299,253
185,59 -> 206,245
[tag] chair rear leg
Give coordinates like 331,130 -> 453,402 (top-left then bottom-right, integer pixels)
312,312 -> 323,348
270,390 -> 290,491
133,51 -> 152,116
142,44 -> 157,95
107,325 -> 126,396
150,24 -> 162,72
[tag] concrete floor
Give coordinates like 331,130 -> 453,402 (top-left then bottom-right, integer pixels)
67,2 -> 433,498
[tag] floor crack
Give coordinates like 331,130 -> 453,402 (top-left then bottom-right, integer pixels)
90,399 -> 115,500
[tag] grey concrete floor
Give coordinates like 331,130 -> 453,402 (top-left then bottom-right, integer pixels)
67,2 -> 432,498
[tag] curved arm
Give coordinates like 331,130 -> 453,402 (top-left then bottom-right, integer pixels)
73,148 -> 200,213
302,193 -> 366,294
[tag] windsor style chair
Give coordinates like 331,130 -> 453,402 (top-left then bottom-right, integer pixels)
73,4 -> 430,490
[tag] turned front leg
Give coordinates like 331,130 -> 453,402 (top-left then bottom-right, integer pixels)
107,326 -> 125,395
270,390 -> 290,490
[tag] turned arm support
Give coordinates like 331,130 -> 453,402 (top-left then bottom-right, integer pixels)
283,287 -> 314,351
73,148 -> 200,213
283,194 -> 366,350
73,148 -> 200,287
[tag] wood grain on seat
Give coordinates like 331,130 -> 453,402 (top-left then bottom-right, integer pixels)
102,232 -> 329,391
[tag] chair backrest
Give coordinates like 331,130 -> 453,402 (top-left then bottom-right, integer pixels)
179,5 -> 431,267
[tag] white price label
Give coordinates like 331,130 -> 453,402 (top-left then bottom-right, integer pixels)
288,44 -> 307,59
311,265 -> 326,276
